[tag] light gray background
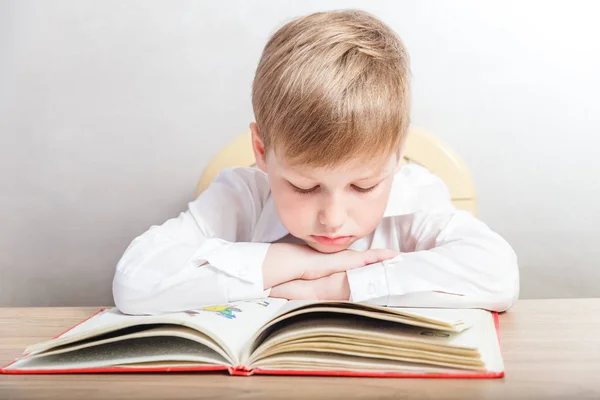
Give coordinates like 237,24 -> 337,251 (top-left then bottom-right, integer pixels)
1,0 -> 599,306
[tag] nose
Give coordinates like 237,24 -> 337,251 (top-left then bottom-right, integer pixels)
318,194 -> 347,232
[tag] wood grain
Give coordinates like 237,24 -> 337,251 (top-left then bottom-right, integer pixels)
1,299 -> 599,400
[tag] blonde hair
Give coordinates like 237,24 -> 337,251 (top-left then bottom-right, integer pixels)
252,9 -> 411,168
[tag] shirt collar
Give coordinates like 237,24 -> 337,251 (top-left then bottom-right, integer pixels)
383,169 -> 415,217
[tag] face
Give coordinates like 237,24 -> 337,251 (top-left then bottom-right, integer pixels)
250,123 -> 401,253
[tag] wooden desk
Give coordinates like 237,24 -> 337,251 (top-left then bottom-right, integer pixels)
1,299 -> 599,399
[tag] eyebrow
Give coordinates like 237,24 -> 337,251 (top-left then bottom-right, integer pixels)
355,165 -> 395,181
288,168 -> 391,182
355,172 -> 387,181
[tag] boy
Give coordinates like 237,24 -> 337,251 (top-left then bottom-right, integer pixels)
113,10 -> 519,315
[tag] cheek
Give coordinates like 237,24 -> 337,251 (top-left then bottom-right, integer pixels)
271,186 -> 315,234
355,206 -> 385,232
350,192 -> 390,233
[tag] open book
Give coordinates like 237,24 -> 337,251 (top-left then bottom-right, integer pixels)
1,298 -> 504,378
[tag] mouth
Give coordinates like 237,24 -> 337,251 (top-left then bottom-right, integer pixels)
310,235 -> 354,246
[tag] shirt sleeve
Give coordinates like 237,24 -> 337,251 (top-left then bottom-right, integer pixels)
112,168 -> 272,315
346,172 -> 520,312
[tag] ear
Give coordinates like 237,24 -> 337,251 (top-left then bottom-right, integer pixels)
250,122 -> 268,172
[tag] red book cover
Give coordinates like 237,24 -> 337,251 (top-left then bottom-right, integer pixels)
1,309 -> 504,378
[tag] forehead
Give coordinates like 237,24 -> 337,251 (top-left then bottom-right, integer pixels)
270,150 -> 397,181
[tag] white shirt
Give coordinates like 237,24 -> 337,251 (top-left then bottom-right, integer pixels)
113,164 -> 519,315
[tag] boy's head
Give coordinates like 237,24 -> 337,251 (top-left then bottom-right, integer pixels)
250,9 -> 411,253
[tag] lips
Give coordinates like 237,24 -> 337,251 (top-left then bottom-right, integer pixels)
311,235 -> 353,246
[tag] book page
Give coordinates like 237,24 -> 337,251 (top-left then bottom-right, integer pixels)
8,336 -> 229,371
247,307 -> 503,373
24,298 -> 288,366
240,302 -> 476,361
256,309 -> 485,353
175,298 -> 288,364
252,353 -> 486,375
269,301 -> 472,330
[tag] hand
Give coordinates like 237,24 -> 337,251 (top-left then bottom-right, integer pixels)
263,243 -> 400,290
270,272 -> 351,301
301,248 -> 401,281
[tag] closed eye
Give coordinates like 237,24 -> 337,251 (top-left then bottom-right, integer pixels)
289,183 -> 319,194
352,184 -> 379,193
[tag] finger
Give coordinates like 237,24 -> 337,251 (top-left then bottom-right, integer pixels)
360,249 -> 400,266
372,248 -> 401,261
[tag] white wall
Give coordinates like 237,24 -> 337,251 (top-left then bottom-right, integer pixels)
1,0 -> 599,306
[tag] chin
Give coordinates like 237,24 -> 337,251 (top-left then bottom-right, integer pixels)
306,241 -> 352,254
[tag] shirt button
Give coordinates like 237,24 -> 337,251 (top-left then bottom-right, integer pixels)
237,268 -> 248,277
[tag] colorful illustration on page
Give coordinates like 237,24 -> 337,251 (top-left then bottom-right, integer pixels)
245,299 -> 270,307
185,305 -> 243,320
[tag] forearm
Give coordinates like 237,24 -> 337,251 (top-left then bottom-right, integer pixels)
113,263 -> 254,315
347,219 -> 520,311
262,243 -> 318,289
114,230 -> 269,314
265,247 -> 401,300
270,271 -> 351,301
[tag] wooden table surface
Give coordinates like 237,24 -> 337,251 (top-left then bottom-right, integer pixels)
1,298 -> 599,399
